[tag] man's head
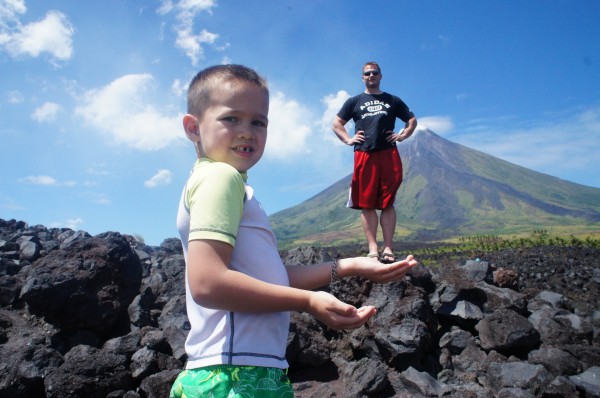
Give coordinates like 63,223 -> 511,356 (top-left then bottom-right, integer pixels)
362,62 -> 382,92
362,62 -> 381,74
184,65 -> 269,173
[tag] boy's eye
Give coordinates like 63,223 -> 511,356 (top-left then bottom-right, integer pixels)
222,116 -> 237,123
253,120 -> 267,127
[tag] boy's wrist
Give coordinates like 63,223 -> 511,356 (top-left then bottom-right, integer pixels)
334,258 -> 352,279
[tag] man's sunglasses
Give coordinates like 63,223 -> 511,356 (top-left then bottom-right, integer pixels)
363,70 -> 380,76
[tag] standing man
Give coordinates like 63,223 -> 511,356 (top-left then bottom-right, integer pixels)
332,61 -> 417,263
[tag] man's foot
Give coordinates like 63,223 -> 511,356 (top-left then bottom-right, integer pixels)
379,251 -> 396,264
367,251 -> 379,259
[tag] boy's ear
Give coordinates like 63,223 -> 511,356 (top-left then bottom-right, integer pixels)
183,114 -> 200,142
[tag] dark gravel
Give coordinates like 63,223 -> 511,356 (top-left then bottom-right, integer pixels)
329,243 -> 600,316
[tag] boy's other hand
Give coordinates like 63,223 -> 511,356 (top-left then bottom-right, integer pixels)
308,291 -> 376,330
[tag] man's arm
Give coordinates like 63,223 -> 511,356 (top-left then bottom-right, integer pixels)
398,116 -> 417,142
386,116 -> 417,143
332,115 -> 364,146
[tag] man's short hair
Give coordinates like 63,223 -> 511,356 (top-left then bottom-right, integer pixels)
362,61 -> 381,73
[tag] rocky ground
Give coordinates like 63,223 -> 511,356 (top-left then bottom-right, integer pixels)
425,245 -> 600,316
327,242 -> 600,315
285,242 -> 600,397
1,218 -> 599,397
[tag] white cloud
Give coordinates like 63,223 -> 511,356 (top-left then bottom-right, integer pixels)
95,197 -> 111,205
265,89 -> 355,186
80,191 -> 111,205
416,116 -> 454,133
18,175 -> 75,186
158,0 -> 216,15
175,28 -> 218,66
31,101 -> 62,123
145,169 -> 173,188
2,9 -> 74,64
85,165 -> 110,176
6,90 -> 24,103
64,217 -> 83,230
320,90 -> 351,145
19,175 -> 57,185
0,0 -> 26,27
50,217 -> 84,230
171,78 -> 186,97
264,91 -> 313,161
157,0 -> 221,65
75,73 -> 184,151
455,106 -> 600,178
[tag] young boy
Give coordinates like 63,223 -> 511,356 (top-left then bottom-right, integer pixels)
171,64 -> 418,398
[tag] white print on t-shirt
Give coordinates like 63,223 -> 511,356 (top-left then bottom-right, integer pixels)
360,100 -> 391,119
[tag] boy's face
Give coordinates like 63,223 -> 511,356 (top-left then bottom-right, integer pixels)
184,83 -> 268,173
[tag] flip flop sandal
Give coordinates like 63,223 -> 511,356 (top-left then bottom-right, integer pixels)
366,252 -> 379,259
379,251 -> 396,264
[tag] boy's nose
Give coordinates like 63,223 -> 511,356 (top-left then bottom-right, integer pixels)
237,123 -> 254,139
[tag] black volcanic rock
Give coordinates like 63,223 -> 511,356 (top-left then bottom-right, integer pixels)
1,218 -> 599,397
20,232 -> 142,338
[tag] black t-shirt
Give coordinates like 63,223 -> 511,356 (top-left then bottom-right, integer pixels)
337,92 -> 414,152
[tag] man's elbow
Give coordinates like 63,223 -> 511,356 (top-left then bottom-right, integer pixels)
332,116 -> 346,131
407,116 -> 418,132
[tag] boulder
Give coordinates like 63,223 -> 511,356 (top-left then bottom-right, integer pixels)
1,217 -> 599,397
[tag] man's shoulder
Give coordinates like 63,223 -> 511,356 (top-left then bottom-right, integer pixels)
338,93 -> 362,113
376,91 -> 397,99
344,92 -> 378,105
379,92 -> 409,107
346,92 -> 364,102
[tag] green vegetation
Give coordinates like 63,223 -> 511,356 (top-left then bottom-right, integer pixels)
270,130 -> 600,249
414,230 -> 600,257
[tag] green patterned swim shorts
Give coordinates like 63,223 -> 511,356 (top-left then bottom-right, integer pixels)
170,365 -> 294,398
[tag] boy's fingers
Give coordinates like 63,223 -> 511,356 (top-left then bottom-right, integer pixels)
339,304 -> 358,316
334,306 -> 376,329
356,306 -> 376,317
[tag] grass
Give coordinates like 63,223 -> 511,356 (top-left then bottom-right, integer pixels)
409,230 -> 600,269
413,230 -> 600,257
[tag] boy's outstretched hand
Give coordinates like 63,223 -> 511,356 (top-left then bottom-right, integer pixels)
306,255 -> 418,330
307,291 -> 376,330
341,254 -> 418,284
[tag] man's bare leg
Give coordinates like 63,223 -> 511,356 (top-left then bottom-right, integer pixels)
380,206 -> 396,258
361,209 -> 379,255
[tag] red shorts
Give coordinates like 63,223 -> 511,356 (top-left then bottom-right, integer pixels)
348,147 -> 403,210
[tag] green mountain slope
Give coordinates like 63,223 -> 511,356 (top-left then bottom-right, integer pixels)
269,130 -> 600,247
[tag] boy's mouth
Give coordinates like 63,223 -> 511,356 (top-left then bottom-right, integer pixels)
234,145 -> 254,153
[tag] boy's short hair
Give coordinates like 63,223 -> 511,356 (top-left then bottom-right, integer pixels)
363,61 -> 381,73
187,64 -> 269,116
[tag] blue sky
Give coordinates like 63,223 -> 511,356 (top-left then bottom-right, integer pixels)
1,0 -> 599,246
